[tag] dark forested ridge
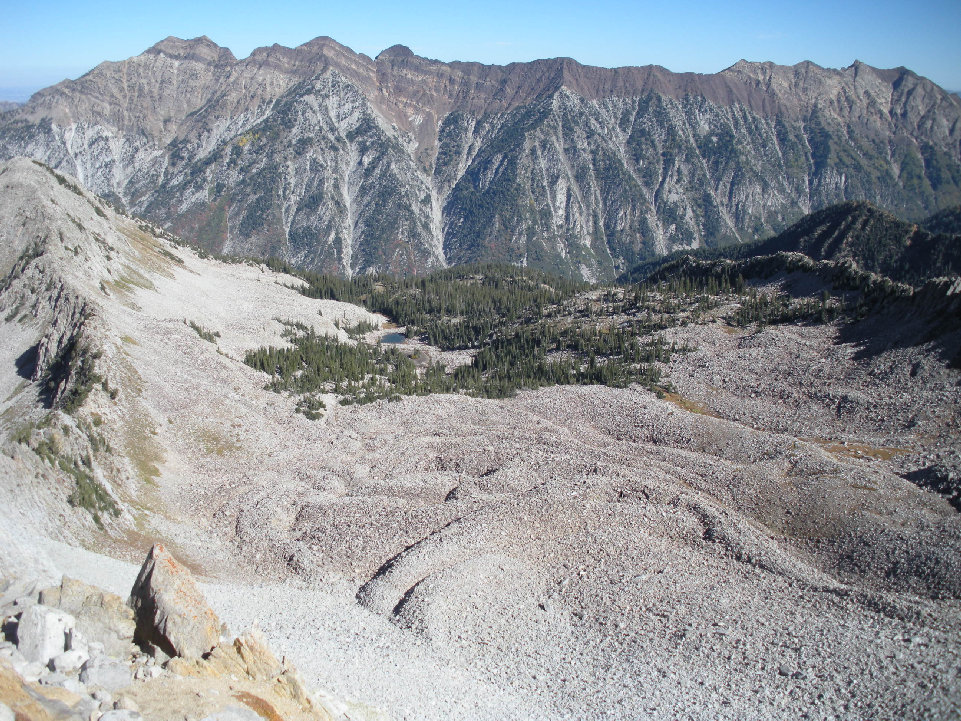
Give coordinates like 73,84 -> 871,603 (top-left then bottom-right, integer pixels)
244,248 -> 939,410
923,206 -> 961,236
622,202 -> 961,287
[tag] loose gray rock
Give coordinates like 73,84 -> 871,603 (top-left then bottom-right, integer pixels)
39,671 -> 68,685
58,677 -> 88,696
41,576 -> 136,657
0,642 -> 19,660
100,711 -> 143,721
128,544 -> 220,660
113,696 -> 140,712
79,655 -> 133,692
144,641 -> 171,664
66,627 -> 87,655
49,647 -> 88,673
87,640 -> 105,658
16,605 -> 74,665
16,660 -> 45,683
74,698 -> 101,720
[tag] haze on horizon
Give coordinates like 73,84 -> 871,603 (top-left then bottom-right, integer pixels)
1,0 -> 959,102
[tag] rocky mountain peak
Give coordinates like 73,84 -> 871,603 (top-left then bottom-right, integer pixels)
376,44 -> 416,61
295,35 -> 362,59
145,35 -> 236,64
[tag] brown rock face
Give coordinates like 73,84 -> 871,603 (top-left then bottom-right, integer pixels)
163,628 -> 324,718
127,544 -> 220,659
0,657 -> 86,721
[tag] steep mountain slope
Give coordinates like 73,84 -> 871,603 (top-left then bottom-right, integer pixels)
750,202 -> 961,284
1,37 -> 960,280
1,159 -> 961,719
0,157 -> 377,552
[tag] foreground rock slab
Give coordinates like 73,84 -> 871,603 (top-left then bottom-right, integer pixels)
39,577 -> 136,659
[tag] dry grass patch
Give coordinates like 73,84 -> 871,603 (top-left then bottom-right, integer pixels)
124,418 -> 163,484
663,392 -> 722,418
105,266 -> 155,295
114,361 -> 164,484
803,438 -> 909,462
118,222 -> 181,278
193,426 -> 241,456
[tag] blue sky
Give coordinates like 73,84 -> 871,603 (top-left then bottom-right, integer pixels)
1,0 -> 959,102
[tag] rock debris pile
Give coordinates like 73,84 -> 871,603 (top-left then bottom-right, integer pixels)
0,545 -> 342,721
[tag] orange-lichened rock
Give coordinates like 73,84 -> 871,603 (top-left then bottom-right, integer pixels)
128,544 -> 221,660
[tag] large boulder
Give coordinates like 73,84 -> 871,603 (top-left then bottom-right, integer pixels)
127,544 -> 220,660
16,605 -> 75,665
167,628 -> 285,683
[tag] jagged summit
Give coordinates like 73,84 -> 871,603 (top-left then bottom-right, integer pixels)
146,35 -> 236,63
376,44 -> 416,60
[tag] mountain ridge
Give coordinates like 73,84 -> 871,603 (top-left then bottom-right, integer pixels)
621,201 -> 961,288
1,36 -> 959,280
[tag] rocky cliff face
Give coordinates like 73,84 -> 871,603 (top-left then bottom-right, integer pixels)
2,37 -> 960,279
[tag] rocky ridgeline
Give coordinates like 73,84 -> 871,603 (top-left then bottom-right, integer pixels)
0,544 -> 338,721
1,37 -> 959,279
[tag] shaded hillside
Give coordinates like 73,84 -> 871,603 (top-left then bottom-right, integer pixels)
624,201 -> 961,287
750,202 -> 961,285
923,205 -> 961,235
0,37 -> 960,280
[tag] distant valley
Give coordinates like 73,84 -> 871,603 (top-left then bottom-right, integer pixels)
0,157 -> 959,718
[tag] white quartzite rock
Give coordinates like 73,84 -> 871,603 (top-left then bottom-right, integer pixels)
50,647 -> 89,673
100,711 -> 143,721
200,706 -> 263,721
40,576 -> 136,657
16,604 -> 75,665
